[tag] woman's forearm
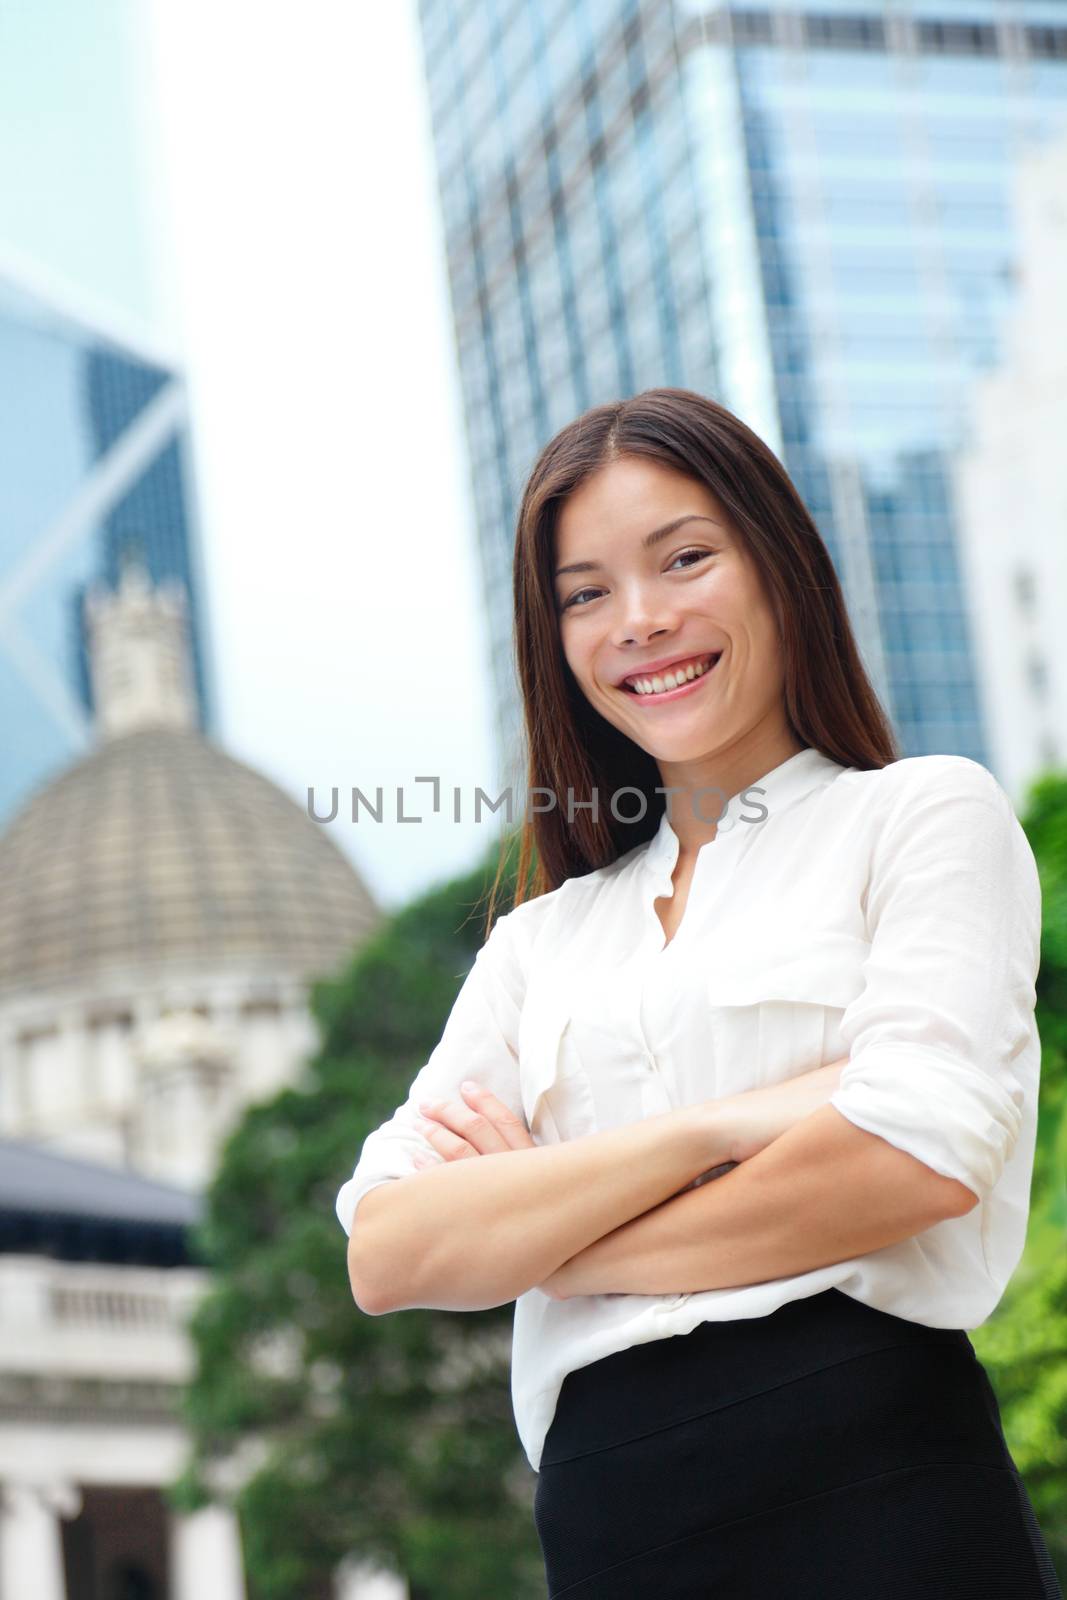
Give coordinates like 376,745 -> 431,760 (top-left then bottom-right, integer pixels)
547,1103 -> 975,1299
347,1103 -> 729,1315
349,1053 -> 855,1315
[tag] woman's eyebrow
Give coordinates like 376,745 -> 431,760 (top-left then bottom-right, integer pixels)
554,514 -> 722,579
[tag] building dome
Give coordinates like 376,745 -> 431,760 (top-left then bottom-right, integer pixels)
0,725 -> 379,998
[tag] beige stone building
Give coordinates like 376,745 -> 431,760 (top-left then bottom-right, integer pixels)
0,560 -> 390,1597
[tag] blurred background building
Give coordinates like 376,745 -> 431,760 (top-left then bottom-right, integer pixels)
416,0 -> 1067,798
0,557 -> 380,1187
0,257 -> 215,833
954,122 -> 1067,802
0,557 -> 382,1598
0,1140 -> 235,1600
0,3 -> 406,1588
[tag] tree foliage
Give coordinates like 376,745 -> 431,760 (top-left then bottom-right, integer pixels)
969,772 -> 1067,1585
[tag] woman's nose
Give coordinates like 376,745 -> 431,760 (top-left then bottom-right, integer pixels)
614,593 -> 677,646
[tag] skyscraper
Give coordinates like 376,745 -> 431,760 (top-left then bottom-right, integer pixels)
0,256 -> 214,828
416,0 -> 1067,789
954,124 -> 1067,801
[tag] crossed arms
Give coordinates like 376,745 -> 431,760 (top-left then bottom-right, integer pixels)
346,1060 -> 976,1316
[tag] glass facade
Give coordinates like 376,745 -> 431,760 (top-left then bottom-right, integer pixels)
0,272 -> 214,830
417,0 -> 1067,772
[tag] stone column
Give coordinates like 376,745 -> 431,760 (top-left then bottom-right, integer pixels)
170,1503 -> 246,1600
0,1480 -> 81,1600
334,1554 -> 408,1597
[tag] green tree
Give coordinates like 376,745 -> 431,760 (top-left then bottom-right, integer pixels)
170,838 -> 546,1600
970,771 -> 1067,1586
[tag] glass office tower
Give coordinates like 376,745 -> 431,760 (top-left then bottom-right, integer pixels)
416,0 -> 1067,784
0,265 -> 214,829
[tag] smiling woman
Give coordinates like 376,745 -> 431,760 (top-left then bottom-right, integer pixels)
551,450 -> 801,838
337,389 -> 1058,1600
488,387 -> 895,901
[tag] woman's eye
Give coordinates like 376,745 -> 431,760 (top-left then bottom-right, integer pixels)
561,550 -> 711,611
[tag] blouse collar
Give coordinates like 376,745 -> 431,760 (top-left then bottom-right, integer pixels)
642,746 -> 848,881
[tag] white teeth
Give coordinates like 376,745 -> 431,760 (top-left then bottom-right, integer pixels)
626,654 -> 717,696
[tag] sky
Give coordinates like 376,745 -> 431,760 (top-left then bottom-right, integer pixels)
0,0 -> 156,323
0,0 -> 501,914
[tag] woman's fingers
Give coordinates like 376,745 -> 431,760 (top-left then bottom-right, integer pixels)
414,1081 -> 534,1160
459,1081 -> 536,1150
414,1093 -> 509,1159
413,1110 -> 477,1162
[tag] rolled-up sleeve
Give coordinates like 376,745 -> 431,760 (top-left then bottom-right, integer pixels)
335,907 -> 528,1238
828,756 -> 1042,1208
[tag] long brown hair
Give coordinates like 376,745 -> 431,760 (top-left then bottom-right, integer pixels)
484,387 -> 899,936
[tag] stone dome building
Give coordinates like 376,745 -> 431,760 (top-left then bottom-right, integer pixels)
0,724 -> 380,998
0,557 -> 392,1600
0,556 -> 381,1188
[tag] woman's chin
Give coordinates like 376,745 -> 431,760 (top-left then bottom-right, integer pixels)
626,725 -> 722,764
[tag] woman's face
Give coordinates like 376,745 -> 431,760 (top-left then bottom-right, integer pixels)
553,454 -> 790,771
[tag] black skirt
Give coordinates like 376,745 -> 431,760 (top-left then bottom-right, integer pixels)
533,1288 -> 1062,1599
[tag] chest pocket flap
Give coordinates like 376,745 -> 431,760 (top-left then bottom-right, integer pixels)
704,928 -> 871,1092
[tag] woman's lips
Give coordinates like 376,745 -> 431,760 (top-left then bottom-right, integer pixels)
620,653 -> 722,704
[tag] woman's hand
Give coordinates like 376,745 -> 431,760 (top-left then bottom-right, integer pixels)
411,1080 -> 536,1166
411,1083 -> 571,1298
716,1057 -> 849,1165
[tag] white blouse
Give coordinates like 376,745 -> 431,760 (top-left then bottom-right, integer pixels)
335,746 -> 1043,1474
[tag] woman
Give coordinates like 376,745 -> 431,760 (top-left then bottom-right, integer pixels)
337,389 -> 1061,1597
